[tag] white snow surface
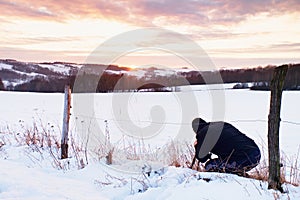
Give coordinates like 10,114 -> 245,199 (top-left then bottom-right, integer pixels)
0,63 -> 13,70
0,144 -> 298,200
0,85 -> 299,199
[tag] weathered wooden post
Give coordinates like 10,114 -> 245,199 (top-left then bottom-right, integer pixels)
268,65 -> 288,192
61,85 -> 71,159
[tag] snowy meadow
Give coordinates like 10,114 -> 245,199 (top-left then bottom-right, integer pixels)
0,85 -> 299,199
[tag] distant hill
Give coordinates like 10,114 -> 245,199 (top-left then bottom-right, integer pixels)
0,59 -> 299,92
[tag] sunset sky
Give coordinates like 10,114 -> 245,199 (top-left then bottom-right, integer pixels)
0,0 -> 299,69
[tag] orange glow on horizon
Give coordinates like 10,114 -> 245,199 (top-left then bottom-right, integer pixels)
0,0 -> 299,68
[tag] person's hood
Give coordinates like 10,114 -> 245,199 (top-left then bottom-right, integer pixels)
192,118 -> 208,133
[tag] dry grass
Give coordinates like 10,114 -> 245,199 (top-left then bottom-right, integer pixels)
0,120 -> 88,170
159,140 -> 204,169
247,144 -> 300,187
1,121 -> 299,188
76,130 -> 300,187
106,135 -> 158,164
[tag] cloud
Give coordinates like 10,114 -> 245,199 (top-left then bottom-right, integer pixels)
0,36 -> 85,45
223,42 -> 300,54
0,0 -> 299,26
212,57 -> 300,68
1,0 -> 299,64
0,46 -> 88,63
270,42 -> 300,49
0,0 -> 56,19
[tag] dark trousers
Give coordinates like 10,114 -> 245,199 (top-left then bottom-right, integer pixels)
204,149 -> 261,174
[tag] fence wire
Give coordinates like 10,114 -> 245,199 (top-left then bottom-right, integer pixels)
72,114 -> 300,127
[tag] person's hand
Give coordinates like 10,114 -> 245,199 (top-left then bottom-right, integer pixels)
199,152 -> 212,163
207,152 -> 212,160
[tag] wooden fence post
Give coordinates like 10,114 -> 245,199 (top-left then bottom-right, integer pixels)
61,85 -> 71,159
268,65 -> 288,192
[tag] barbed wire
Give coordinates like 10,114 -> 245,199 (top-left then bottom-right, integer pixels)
71,114 -> 300,127
1,110 -> 299,127
282,120 -> 300,126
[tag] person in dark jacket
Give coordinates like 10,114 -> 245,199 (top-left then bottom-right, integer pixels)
192,118 -> 261,174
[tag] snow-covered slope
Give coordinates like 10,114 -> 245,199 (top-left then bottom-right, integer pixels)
0,60 -> 80,88
0,87 -> 299,199
0,59 -> 197,90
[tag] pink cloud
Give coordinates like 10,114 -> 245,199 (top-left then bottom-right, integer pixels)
0,0 -> 299,26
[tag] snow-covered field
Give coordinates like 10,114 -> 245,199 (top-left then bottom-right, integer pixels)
0,85 -> 299,199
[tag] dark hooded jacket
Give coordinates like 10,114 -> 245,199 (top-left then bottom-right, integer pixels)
192,118 -> 260,163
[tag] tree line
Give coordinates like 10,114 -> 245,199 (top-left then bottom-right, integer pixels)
186,64 -> 300,90
1,63 -> 299,92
